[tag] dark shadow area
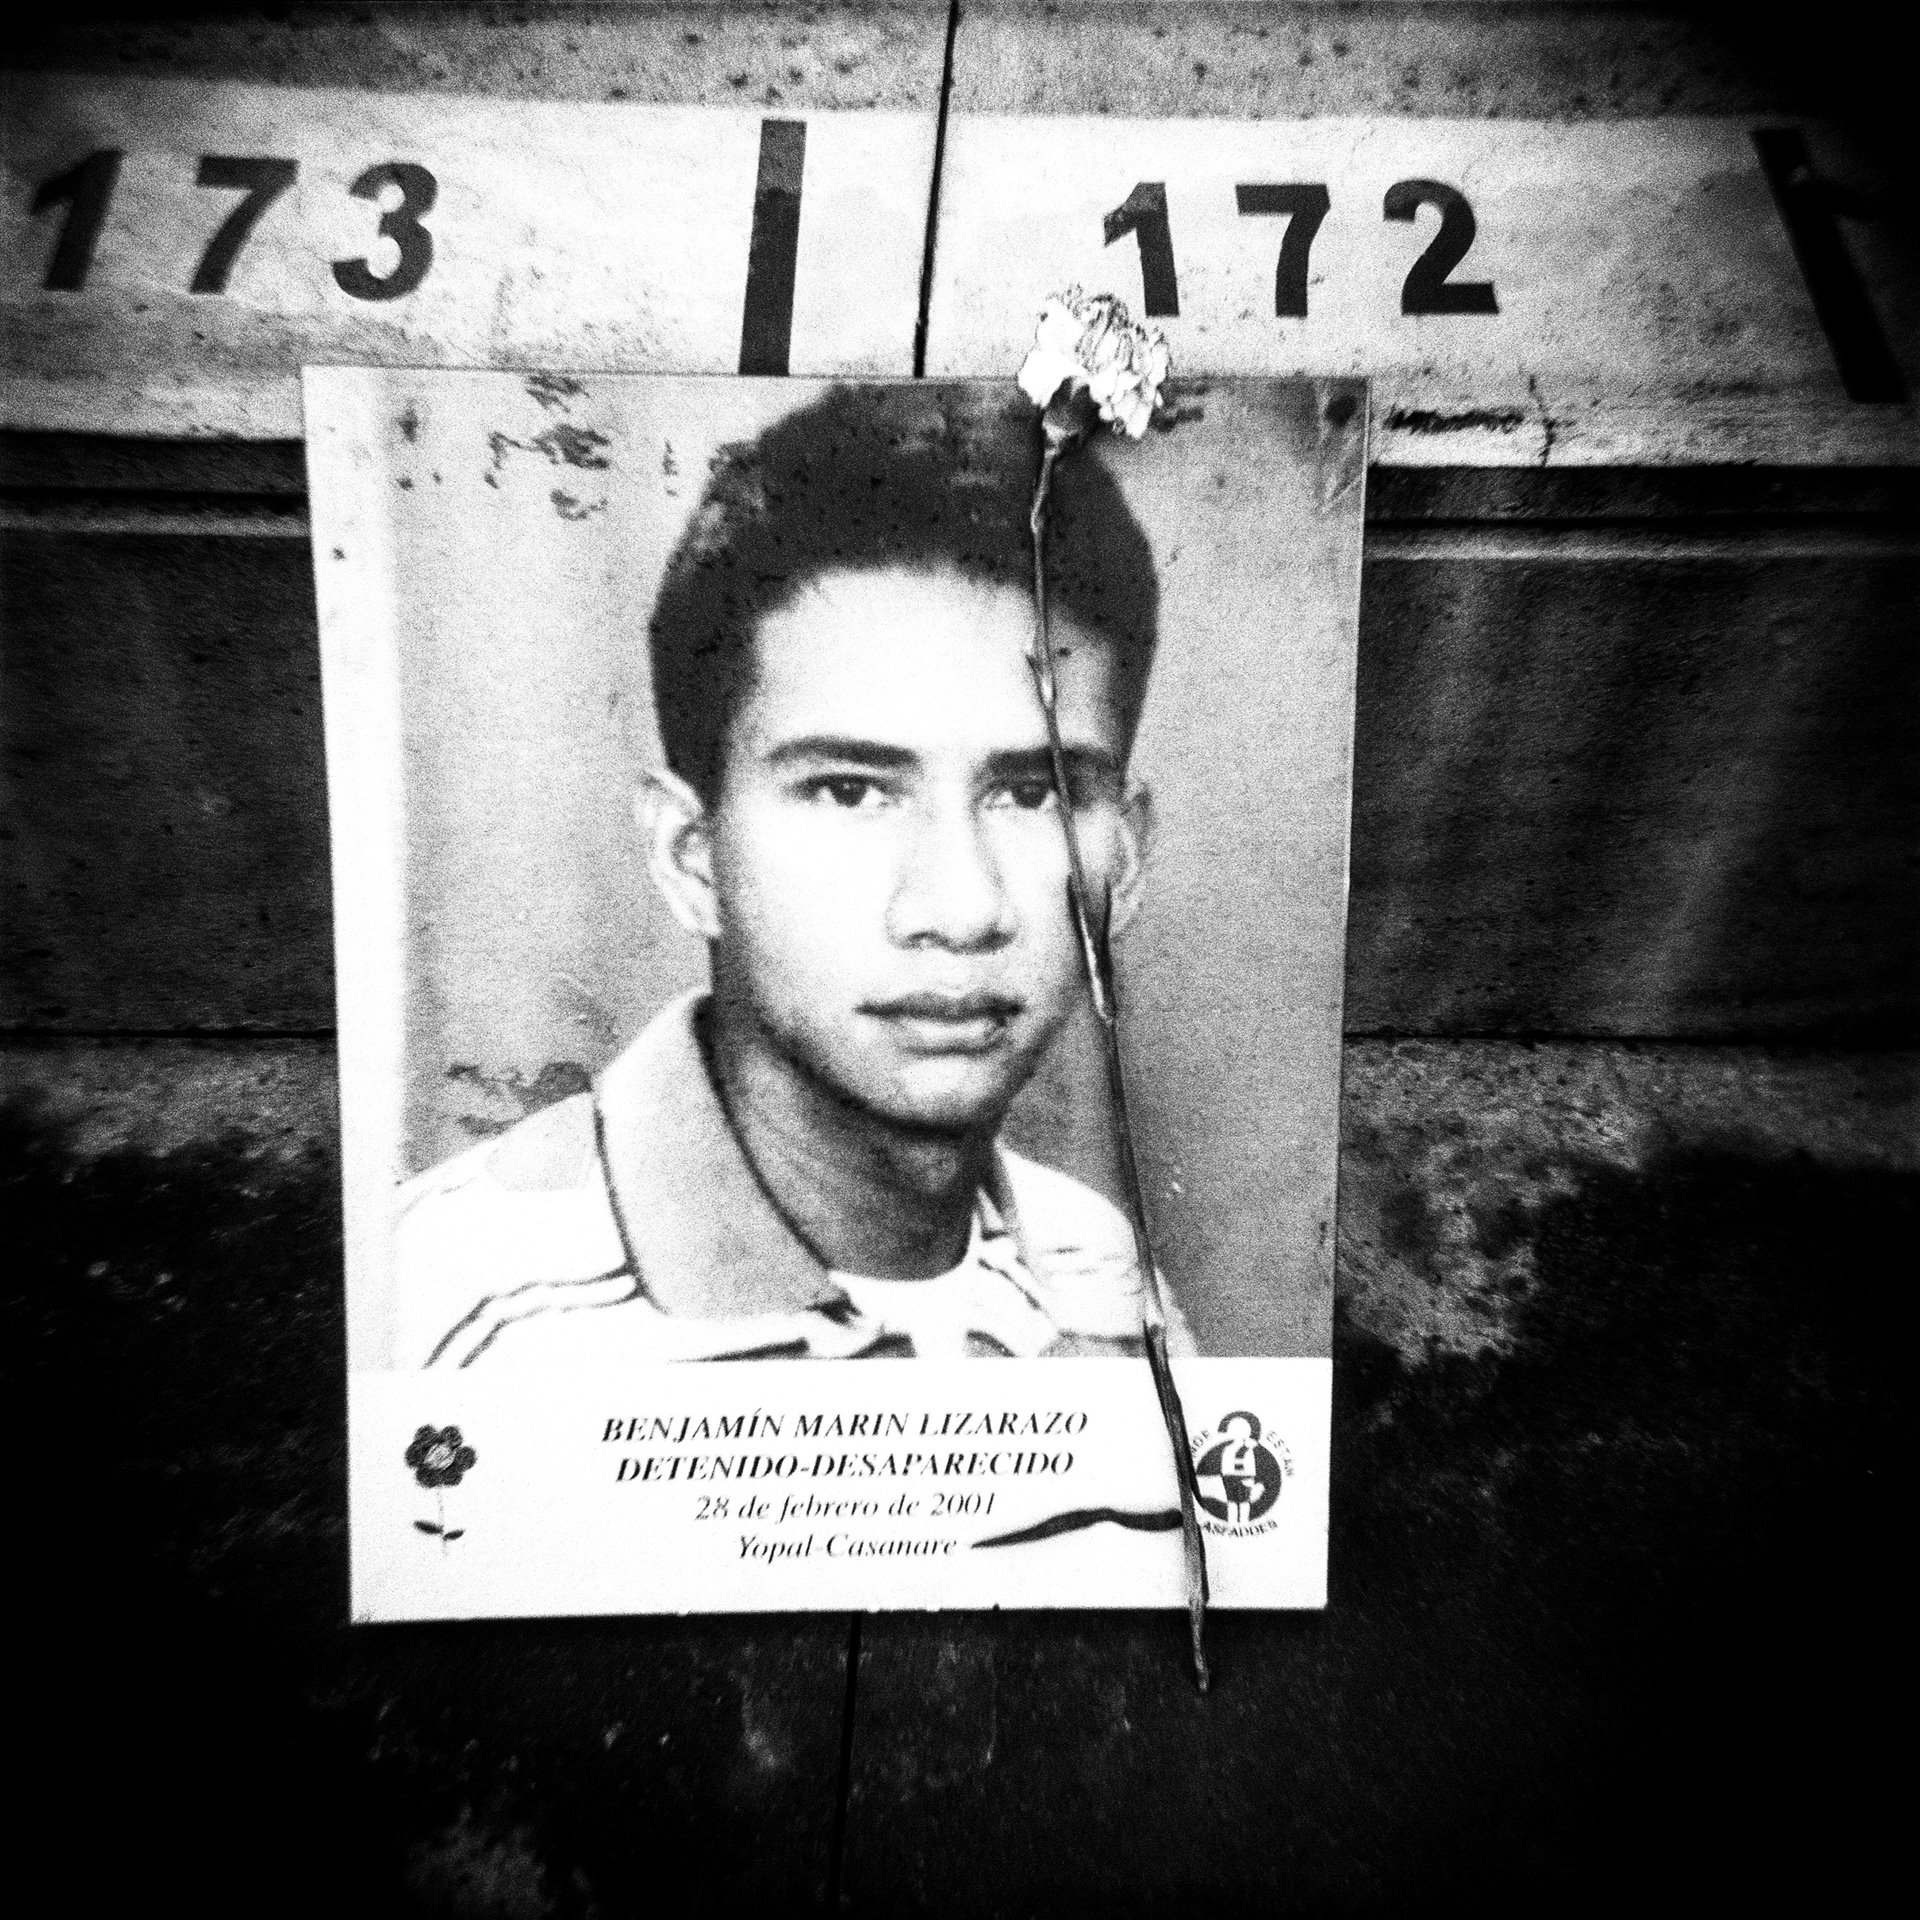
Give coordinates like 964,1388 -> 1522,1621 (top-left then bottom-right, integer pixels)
842,1134 -> 1911,1915
0,530 -> 334,1030
5,1089 -> 406,1914
1326,1134 -> 1909,1911
4,1092 -> 849,1918
1348,548 -> 1920,1038
4,1058 -> 1911,1912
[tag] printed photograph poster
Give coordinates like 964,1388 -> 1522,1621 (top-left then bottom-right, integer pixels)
308,368 -> 1364,1620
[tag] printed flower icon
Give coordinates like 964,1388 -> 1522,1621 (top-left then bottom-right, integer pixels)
1017,287 -> 1171,441
406,1425 -> 476,1489
407,1426 -> 475,1546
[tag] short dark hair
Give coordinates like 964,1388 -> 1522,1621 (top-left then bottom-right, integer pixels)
649,383 -> 1160,802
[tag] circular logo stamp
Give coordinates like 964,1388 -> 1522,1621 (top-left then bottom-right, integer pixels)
1191,1411 -> 1289,1536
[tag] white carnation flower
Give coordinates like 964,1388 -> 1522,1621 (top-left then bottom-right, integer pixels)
1016,287 -> 1171,440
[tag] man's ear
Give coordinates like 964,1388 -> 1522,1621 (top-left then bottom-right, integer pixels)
639,769 -> 721,940
1106,779 -> 1156,938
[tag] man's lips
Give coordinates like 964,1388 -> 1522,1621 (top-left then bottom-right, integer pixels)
860,992 -> 1024,1054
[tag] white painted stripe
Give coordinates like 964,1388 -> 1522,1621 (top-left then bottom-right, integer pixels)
925,114 -> 1917,465
3,76 -> 937,437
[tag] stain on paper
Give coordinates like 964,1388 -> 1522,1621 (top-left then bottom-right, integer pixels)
445,1060 -> 594,1138
524,371 -> 585,412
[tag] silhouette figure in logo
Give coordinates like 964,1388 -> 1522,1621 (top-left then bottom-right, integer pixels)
1193,1411 -> 1283,1525
1217,1415 -> 1260,1522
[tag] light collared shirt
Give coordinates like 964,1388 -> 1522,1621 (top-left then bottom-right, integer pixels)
393,993 -> 1192,1368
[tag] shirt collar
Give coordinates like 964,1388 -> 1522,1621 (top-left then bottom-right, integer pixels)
592,993 -> 1040,1326
594,991 -> 848,1321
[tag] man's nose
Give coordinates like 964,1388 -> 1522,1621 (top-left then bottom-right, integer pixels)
886,800 -> 1014,951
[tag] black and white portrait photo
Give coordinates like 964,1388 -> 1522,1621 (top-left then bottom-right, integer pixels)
397,385 -> 1191,1369
312,367 -> 1359,1613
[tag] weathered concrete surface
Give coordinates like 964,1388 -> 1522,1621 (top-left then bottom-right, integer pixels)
6,467 -> 1914,1038
1348,535 -> 1920,1037
12,3 -> 952,111
7,1036 -> 1911,1910
7,72 -> 943,440
929,6 -> 1919,469
5,1037 -> 853,1918
2,526 -> 333,1028
11,2 -> 1900,125
949,0 -> 1858,119
1337,1038 -> 1917,1362
845,1038 -> 1915,1913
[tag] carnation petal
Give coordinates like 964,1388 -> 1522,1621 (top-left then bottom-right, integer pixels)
1021,287 -> 1171,431
1018,348 -> 1084,408
1034,301 -> 1084,355
1112,387 -> 1153,438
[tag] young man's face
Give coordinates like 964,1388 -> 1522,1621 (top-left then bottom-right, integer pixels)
681,564 -> 1151,1135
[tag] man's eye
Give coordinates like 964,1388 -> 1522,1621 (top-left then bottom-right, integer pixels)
805,776 -> 889,810
990,778 -> 1061,813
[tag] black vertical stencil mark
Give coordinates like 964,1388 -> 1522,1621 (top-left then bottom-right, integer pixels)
1753,127 -> 1906,403
739,119 -> 807,376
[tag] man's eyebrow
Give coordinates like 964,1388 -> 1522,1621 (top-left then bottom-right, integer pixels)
761,735 -> 920,771
985,744 -> 1123,783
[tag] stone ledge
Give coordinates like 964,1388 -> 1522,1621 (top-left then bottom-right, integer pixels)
10,3 -> 953,111
948,1 -> 1824,120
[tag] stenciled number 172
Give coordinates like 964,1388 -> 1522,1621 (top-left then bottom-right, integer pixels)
1104,177 -> 1499,317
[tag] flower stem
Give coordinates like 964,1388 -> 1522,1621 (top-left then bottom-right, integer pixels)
1029,435 -> 1210,1692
